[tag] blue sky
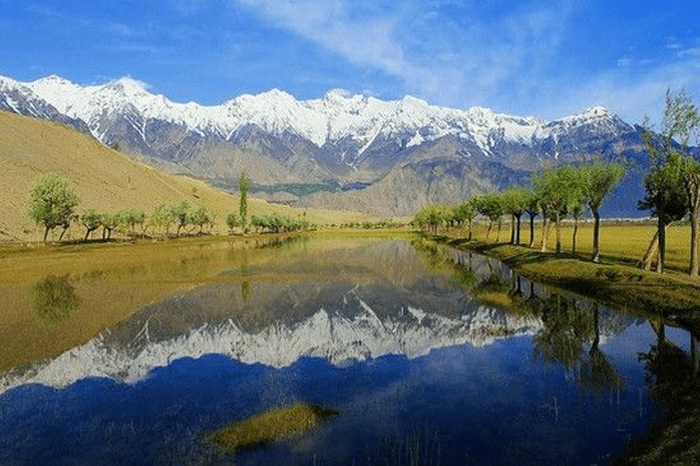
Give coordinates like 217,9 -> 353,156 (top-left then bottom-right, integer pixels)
1,0 -> 699,124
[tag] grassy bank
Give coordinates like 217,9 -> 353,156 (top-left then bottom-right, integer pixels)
439,226 -> 700,335
449,220 -> 695,273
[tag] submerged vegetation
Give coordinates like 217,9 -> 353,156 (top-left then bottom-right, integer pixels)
206,403 -> 337,451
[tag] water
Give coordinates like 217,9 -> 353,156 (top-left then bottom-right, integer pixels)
0,236 -> 696,465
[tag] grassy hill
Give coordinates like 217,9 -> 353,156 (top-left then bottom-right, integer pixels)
0,111 -> 373,242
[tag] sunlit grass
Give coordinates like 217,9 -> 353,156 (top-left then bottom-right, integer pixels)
206,403 -> 337,451
441,232 -> 700,333
456,220 -> 692,273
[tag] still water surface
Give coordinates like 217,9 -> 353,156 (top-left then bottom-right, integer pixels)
0,236 -> 695,465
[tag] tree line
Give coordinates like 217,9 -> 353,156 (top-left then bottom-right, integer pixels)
412,160 -> 626,261
24,172 -> 314,242
413,88 -> 700,277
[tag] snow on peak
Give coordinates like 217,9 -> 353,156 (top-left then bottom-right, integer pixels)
101,76 -> 151,96
325,88 -> 353,99
5,74 -> 625,152
36,74 -> 75,86
0,75 -> 24,91
554,106 -> 616,127
400,95 -> 429,106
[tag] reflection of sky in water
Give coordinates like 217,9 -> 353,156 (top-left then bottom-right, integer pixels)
0,334 -> 666,466
0,238 -> 693,465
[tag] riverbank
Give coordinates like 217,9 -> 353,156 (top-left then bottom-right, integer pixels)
436,236 -> 700,465
440,237 -> 700,335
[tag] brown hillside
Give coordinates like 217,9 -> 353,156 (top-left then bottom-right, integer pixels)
0,111 -> 371,242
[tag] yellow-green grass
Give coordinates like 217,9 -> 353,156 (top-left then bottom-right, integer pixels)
206,403 -> 337,451
441,235 -> 700,334
458,220 -> 692,274
0,111 -> 374,243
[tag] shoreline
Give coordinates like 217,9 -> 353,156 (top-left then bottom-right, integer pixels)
438,236 -> 700,336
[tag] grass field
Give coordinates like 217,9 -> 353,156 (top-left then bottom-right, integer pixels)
457,219 -> 693,275
436,219 -> 700,337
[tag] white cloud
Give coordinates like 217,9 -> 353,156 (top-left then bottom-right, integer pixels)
229,0 -> 700,125
678,48 -> 700,58
234,0 -> 413,76
531,57 -> 700,125
231,0 -> 578,111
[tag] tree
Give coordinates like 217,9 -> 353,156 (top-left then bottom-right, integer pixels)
638,152 -> 689,273
226,212 -> 241,234
523,191 -> 540,248
79,209 -> 102,242
239,173 -> 250,232
26,172 -> 79,242
453,199 -> 478,241
580,161 -> 626,262
685,162 -> 700,275
188,205 -> 212,234
475,193 -> 505,242
570,202 -> 584,256
641,89 -> 700,274
101,212 -> 120,240
119,208 -> 146,236
532,166 -> 584,255
412,204 -> 451,235
500,188 -> 528,245
151,203 -> 175,237
171,200 -> 190,237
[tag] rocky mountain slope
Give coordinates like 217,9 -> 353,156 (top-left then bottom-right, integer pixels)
0,75 -> 658,217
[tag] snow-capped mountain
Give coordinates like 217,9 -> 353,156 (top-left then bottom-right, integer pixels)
0,76 -> 89,133
0,74 -> 650,216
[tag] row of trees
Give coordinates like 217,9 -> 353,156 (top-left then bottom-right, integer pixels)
250,212 -> 314,233
413,89 -> 700,276
78,207 -> 146,241
150,201 -> 216,237
25,172 -> 216,241
413,159 -> 626,262
25,171 -> 314,242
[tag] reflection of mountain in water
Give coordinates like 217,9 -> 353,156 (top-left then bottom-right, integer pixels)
0,240 -> 638,394
0,291 -> 541,393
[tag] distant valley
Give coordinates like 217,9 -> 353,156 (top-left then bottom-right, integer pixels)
0,74 -> 674,217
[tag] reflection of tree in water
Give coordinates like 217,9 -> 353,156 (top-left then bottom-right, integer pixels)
638,320 -> 697,404
469,273 -> 514,310
532,294 -> 626,395
31,274 -> 81,327
414,239 -> 627,392
239,252 -> 251,302
533,295 -> 594,370
617,323 -> 700,466
577,304 -> 626,394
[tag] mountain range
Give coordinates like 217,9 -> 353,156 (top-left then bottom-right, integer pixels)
0,74 -> 659,217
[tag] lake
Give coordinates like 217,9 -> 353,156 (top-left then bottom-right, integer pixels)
0,235 -> 695,465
